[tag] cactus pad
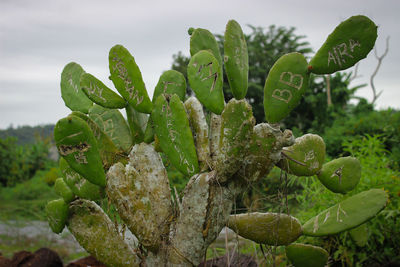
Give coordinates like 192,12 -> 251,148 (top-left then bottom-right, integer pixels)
60,62 -> 93,113
54,115 -> 106,187
278,134 -> 326,176
46,199 -> 69,234
109,44 -> 152,113
224,19 -> 249,100
59,158 -> 104,201
228,212 -> 302,246
184,96 -> 211,172
285,243 -> 329,267
264,52 -> 309,123
190,28 -> 223,68
187,50 -> 225,114
215,99 -> 255,179
54,177 -> 75,203
317,156 -> 361,193
67,199 -> 140,267
106,143 -> 172,251
89,104 -> 133,152
152,94 -> 199,177
309,15 -> 377,74
303,189 -> 388,236
349,223 -> 368,247
81,73 -> 126,109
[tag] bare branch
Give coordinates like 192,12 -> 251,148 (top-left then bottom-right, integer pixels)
371,36 -> 390,105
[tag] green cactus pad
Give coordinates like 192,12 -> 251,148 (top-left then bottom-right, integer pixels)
153,70 -> 187,102
317,156 -> 361,194
54,177 -> 75,203
184,96 -> 211,172
46,199 -> 69,234
278,134 -> 326,176
187,50 -> 225,114
224,19 -> 249,100
59,158 -> 104,201
89,104 -> 133,152
67,199 -> 140,267
228,212 -> 302,246
285,243 -> 329,267
235,123 -> 279,182
303,189 -> 388,236
349,223 -> 368,247
60,62 -> 93,113
309,15 -> 377,74
54,115 -> 106,187
143,70 -> 187,144
81,73 -> 126,109
264,52 -> 310,123
109,44 -> 152,113
152,94 -> 199,177
125,104 -> 147,144
71,111 -> 122,169
190,28 -> 223,68
107,143 -> 172,252
216,99 -> 255,179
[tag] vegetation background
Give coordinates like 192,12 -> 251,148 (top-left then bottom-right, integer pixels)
0,24 -> 399,266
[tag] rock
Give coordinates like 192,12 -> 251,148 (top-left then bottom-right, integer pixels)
11,248 -> 62,267
66,255 -> 107,267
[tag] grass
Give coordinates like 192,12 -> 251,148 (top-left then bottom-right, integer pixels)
0,167 -> 89,264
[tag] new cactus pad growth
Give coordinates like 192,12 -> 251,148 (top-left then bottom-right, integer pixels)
47,16 -> 386,266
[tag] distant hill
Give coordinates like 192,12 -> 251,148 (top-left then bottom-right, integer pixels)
0,124 -> 55,145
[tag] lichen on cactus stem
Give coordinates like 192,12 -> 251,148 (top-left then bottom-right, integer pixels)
47,16 -> 386,266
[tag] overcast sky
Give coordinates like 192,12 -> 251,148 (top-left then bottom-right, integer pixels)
0,0 -> 399,129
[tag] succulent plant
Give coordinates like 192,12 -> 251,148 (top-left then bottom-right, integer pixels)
47,15 -> 387,266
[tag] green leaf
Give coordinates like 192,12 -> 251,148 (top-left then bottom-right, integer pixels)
46,199 -> 68,234
264,52 -> 310,123
349,223 -> 368,247
54,177 -> 75,203
309,15 -> 377,74
109,44 -> 152,113
59,158 -> 104,201
152,70 -> 186,103
303,189 -> 388,236
228,212 -> 302,246
71,111 -> 122,169
152,94 -> 199,177
317,157 -> 361,194
81,73 -> 126,109
190,28 -> 223,68
224,19 -> 249,100
125,104 -> 148,145
278,134 -> 326,176
54,115 -> 106,187
89,104 -> 133,153
286,243 -> 329,267
187,50 -> 225,114
60,62 -> 93,113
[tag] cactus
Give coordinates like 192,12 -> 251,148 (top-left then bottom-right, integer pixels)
47,16 -> 387,266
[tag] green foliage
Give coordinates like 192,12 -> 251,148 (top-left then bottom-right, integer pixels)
323,108 -> 400,169
42,167 -> 60,185
0,124 -> 54,145
0,169 -> 58,220
0,136 -> 50,187
292,135 -> 400,266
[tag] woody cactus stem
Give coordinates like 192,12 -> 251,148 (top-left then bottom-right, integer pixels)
48,15 -> 388,267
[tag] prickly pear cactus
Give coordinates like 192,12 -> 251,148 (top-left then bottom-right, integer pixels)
47,16 -> 387,266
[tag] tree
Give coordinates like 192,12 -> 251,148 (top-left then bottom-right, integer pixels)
47,16 -> 387,266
